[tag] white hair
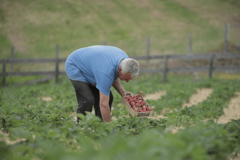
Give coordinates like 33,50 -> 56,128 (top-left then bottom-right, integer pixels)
119,58 -> 139,78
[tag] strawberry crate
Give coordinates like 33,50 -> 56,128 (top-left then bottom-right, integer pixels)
122,91 -> 153,118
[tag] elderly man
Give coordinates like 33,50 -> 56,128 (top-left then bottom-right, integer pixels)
65,45 -> 139,122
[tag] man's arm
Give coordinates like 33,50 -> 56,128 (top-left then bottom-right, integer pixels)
99,91 -> 111,122
112,78 -> 126,97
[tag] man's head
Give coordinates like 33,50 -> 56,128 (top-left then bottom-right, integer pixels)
118,58 -> 139,82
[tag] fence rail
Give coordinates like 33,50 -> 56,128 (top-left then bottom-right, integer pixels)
1,52 -> 240,86
1,53 -> 240,64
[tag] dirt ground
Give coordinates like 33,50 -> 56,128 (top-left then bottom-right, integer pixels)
230,154 -> 240,160
37,96 -> 52,101
144,91 -> 166,100
182,88 -> 213,108
0,131 -> 26,145
217,92 -> 240,124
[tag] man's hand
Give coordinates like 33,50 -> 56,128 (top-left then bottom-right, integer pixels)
124,91 -> 133,97
99,91 -> 111,122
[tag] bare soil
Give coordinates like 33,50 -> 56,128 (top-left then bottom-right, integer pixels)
0,131 -> 26,145
37,96 -> 52,101
143,91 -> 166,100
217,92 -> 240,124
182,88 -> 213,108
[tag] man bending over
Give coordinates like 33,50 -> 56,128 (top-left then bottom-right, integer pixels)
65,45 -> 139,122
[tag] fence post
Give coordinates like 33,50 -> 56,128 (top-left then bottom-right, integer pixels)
11,46 -> 14,70
224,23 -> 230,53
189,33 -> 192,54
146,36 -> 150,66
2,60 -> 6,86
208,54 -> 214,78
162,55 -> 168,83
102,41 -> 106,45
55,44 -> 59,83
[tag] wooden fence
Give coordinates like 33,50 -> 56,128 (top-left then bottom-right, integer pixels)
1,23 -> 239,86
1,51 -> 240,86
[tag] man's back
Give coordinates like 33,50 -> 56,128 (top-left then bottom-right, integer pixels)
65,45 -> 128,95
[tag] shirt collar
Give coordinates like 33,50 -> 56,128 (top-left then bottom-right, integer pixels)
115,58 -> 124,80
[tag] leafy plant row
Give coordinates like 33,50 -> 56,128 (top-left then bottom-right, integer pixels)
165,79 -> 240,126
1,74 -> 240,160
1,116 -> 240,160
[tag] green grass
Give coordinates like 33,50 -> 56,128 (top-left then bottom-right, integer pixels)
0,0 -> 239,59
0,75 -> 45,86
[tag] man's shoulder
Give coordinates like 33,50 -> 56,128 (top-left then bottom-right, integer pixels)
90,45 -> 126,54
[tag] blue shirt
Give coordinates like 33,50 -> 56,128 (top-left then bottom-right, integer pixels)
65,45 -> 128,96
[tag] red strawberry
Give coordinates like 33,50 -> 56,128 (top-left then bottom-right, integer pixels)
142,109 -> 146,112
147,107 -> 152,111
130,102 -> 135,106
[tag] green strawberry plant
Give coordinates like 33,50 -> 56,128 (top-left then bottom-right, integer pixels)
0,74 -> 240,160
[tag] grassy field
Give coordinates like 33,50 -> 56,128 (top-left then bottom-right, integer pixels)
0,0 -> 240,59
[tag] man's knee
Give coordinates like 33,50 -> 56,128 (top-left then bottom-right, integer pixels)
83,96 -> 95,111
77,96 -> 94,112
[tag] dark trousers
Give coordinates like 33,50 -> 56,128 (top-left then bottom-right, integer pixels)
70,79 -> 113,122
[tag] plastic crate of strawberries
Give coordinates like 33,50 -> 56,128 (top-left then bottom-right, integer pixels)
122,91 -> 153,117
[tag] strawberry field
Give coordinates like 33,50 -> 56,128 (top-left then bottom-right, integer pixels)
1,74 -> 240,160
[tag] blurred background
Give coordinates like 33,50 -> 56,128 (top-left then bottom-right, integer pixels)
0,0 -> 240,83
